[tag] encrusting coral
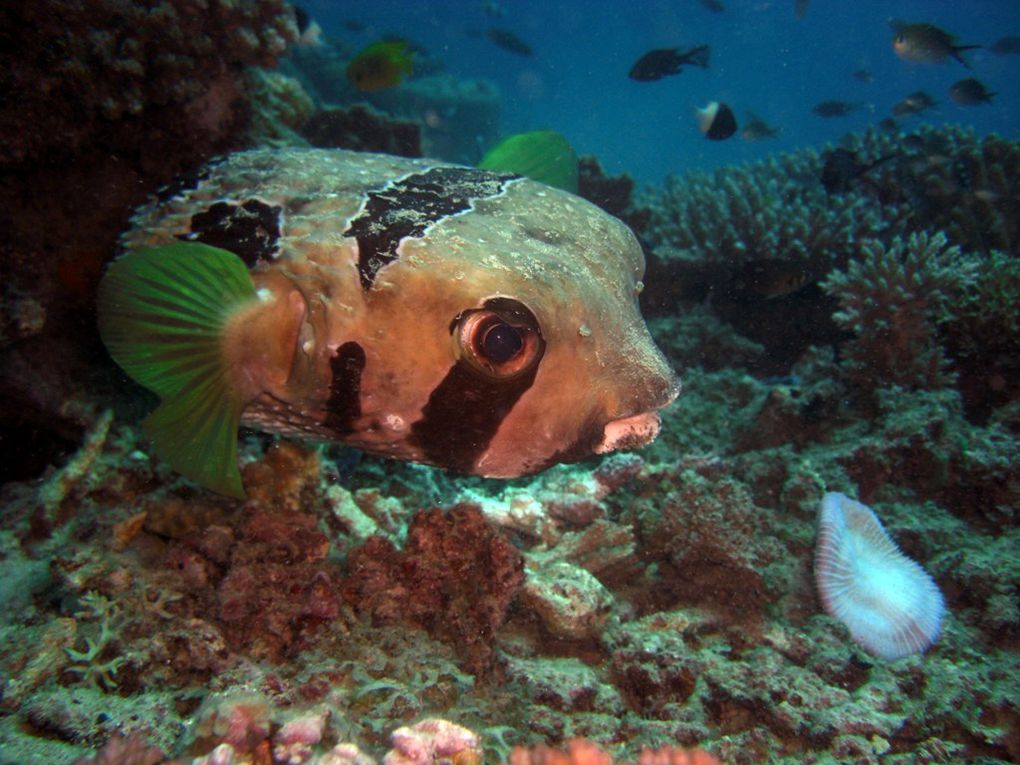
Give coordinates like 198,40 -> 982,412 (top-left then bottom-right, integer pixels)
0,0 -> 297,165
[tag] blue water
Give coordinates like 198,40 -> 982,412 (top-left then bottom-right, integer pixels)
303,0 -> 1020,185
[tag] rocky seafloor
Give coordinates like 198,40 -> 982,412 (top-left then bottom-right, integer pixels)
1,300 -> 1018,764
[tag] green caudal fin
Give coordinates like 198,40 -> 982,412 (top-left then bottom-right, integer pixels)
97,242 -> 257,498
478,130 -> 579,193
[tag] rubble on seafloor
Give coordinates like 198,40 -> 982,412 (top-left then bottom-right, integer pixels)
1,315 -> 1018,763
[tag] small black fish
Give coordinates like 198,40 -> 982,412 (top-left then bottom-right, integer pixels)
949,78 -> 996,106
740,112 -> 779,141
731,260 -> 812,300
812,100 -> 864,118
696,101 -> 737,141
486,27 -> 533,56
891,90 -> 938,117
853,68 -> 874,83
292,5 -> 323,47
795,0 -> 810,19
699,0 -> 725,12
820,148 -> 895,194
989,35 -> 1020,55
629,45 -> 710,81
891,21 -> 979,67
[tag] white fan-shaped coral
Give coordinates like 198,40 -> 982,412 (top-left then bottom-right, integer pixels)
815,492 -> 945,660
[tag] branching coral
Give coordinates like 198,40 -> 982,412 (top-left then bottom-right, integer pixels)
844,124 -> 1020,257
642,146 -> 892,305
640,124 -> 1019,379
821,232 -> 973,393
65,592 -> 127,691
939,249 -> 1020,416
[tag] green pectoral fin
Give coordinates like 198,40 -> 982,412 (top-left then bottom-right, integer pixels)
97,242 -> 257,498
478,130 -> 579,193
144,372 -> 246,499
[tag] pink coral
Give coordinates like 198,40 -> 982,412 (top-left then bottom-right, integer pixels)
383,719 -> 483,765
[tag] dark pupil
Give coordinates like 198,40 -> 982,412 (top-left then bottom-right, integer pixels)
480,323 -> 523,363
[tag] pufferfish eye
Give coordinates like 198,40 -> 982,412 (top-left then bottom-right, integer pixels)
453,297 -> 545,379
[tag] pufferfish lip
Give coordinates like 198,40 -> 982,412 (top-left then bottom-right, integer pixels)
594,411 -> 664,454
594,371 -> 681,454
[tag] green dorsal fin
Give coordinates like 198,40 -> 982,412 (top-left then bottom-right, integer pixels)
478,130 -> 579,193
97,242 -> 257,498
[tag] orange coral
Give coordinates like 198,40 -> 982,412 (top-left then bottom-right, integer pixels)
508,739 -> 722,765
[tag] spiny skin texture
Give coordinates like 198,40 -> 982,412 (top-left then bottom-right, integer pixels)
121,148 -> 678,479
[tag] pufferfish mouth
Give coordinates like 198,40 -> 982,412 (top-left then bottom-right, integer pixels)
593,411 -> 664,454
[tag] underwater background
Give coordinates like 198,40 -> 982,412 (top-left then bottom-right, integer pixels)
0,1 -> 1018,764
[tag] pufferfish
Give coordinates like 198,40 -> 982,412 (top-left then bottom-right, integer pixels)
97,149 -> 679,498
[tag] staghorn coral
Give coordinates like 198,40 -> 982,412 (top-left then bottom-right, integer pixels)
642,143 -> 891,307
843,124 -> 1020,257
641,124 -> 1019,376
821,231 -> 973,393
939,249 -> 1020,418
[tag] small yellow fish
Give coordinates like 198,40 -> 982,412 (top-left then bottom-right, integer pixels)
346,40 -> 414,91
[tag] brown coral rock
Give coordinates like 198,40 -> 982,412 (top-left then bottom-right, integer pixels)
343,504 -> 524,674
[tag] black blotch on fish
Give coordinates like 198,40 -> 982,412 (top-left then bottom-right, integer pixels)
812,100 -> 864,118
486,27 -> 533,56
820,148 -> 896,194
324,342 -> 366,437
181,199 -> 282,267
410,299 -> 544,473
345,167 -> 518,290
629,45 -> 710,81
949,78 -> 996,106
155,158 -> 225,202
989,35 -> 1020,55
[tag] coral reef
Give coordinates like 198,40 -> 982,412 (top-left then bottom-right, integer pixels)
339,75 -> 501,165
242,68 -> 317,148
302,106 -> 423,158
0,0 -> 299,494
0,0 -> 296,166
0,9 -> 1017,757
641,123 -> 1020,412
821,231 -> 971,394
342,505 -> 524,674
